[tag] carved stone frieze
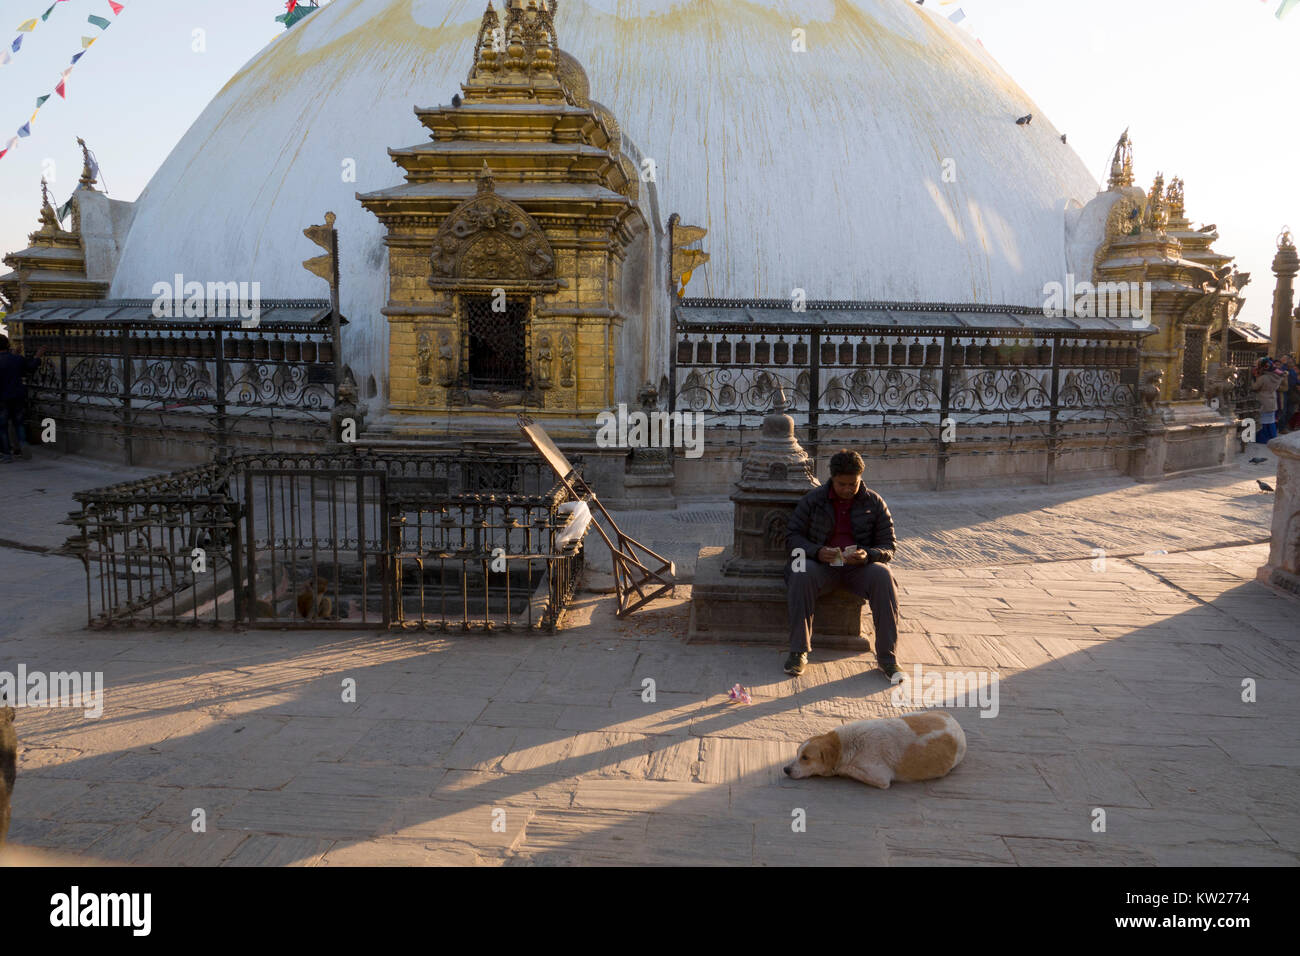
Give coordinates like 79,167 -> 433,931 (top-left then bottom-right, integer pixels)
428,167 -> 556,287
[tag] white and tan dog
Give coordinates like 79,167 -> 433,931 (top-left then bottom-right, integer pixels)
784,711 -> 966,788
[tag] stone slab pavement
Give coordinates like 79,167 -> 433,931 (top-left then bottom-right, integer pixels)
0,445 -> 1283,568
587,446 -> 1281,578
0,447 -> 1297,865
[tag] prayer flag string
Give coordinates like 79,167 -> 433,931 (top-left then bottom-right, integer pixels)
0,2 -> 125,161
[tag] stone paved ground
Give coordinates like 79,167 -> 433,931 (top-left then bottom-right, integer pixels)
0,449 -> 1297,865
589,453 -> 1280,578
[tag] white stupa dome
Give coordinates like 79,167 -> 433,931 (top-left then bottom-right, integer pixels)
107,0 -> 1102,399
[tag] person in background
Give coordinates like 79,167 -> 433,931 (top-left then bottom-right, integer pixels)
0,334 -> 45,463
1281,355 -> 1300,433
1252,357 -> 1286,445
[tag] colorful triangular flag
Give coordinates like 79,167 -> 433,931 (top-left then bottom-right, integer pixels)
70,49 -> 84,63
41,4 -> 56,21
948,8 -> 967,24
57,198 -> 73,221
12,35 -> 23,52
87,14 -> 110,29
17,19 -> 39,32
80,35 -> 95,47
108,0 -> 125,13
55,77 -> 65,97
35,93 -> 49,108
0,50 -> 10,66
18,122 -> 31,137
1279,0 -> 1300,18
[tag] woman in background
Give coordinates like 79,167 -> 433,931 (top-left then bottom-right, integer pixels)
1252,357 -> 1286,444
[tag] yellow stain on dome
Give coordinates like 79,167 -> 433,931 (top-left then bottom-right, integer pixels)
218,0 -> 477,103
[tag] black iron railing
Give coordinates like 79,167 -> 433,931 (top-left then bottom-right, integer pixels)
62,449 -> 588,632
14,302 -> 338,460
670,306 -> 1149,486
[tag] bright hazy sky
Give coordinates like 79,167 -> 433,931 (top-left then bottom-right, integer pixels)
0,0 -> 1296,331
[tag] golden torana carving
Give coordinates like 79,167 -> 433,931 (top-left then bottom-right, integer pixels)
428,164 -> 555,285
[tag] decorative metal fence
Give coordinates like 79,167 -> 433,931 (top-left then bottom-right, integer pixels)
62,449 -> 588,632
670,300 -> 1150,486
12,299 -> 339,461
61,460 -> 244,628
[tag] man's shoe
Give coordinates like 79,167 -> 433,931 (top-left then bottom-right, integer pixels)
879,661 -> 903,681
783,652 -> 807,676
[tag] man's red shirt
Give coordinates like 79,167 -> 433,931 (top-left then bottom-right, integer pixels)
827,484 -> 856,550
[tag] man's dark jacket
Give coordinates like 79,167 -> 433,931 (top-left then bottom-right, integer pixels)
785,482 -> 896,565
0,351 -> 40,402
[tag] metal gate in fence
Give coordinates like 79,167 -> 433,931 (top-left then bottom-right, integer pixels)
66,451 -> 587,632
238,467 -> 389,628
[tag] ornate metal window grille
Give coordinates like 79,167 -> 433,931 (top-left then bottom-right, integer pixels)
1182,328 -> 1207,394
463,295 -> 528,390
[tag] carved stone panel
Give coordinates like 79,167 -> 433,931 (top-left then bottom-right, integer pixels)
417,330 -> 432,386
428,176 -> 556,287
559,332 -> 574,388
437,330 -> 456,386
536,332 -> 554,389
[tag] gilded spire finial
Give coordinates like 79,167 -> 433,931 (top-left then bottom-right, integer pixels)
1107,127 -> 1134,190
466,0 -> 563,95
76,136 -> 98,189
37,178 -> 60,231
1142,172 -> 1168,236
1165,176 -> 1184,221
468,2 -> 502,82
1279,226 -> 1294,250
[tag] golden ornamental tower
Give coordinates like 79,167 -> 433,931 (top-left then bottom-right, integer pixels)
0,168 -> 109,314
357,0 -> 651,437
1092,135 -> 1245,408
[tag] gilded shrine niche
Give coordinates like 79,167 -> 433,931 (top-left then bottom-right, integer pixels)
428,171 -> 558,407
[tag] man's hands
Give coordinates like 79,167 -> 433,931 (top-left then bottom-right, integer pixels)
818,547 -> 868,565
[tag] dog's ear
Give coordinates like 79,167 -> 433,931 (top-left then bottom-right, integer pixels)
0,706 -> 14,723
815,731 -> 841,771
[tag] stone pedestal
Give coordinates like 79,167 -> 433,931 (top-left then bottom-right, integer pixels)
1130,402 -> 1235,481
1258,430 -> 1300,597
686,398 -> 869,646
624,447 -> 676,510
689,546 -> 872,648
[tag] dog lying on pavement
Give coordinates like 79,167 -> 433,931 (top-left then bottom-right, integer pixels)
784,711 -> 966,788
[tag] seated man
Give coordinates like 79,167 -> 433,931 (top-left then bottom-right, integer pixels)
783,449 -> 900,679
